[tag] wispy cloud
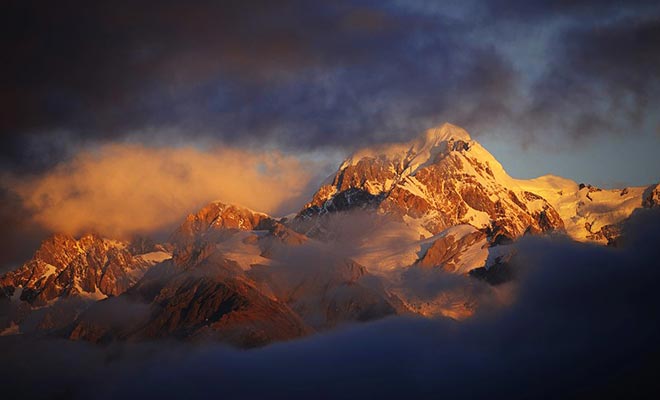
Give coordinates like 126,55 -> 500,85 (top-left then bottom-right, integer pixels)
4,144 -> 327,240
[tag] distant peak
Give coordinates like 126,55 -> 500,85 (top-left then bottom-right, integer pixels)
206,201 -> 269,217
422,123 -> 471,144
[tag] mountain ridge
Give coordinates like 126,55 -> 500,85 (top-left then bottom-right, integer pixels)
2,122 -> 657,344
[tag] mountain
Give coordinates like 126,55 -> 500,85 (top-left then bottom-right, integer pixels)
298,123 -> 564,241
287,123 -> 655,317
2,122 -> 656,344
0,233 -> 170,334
65,201 -> 405,344
67,257 -> 312,347
0,233 -> 169,305
297,123 -> 653,246
514,176 -> 655,244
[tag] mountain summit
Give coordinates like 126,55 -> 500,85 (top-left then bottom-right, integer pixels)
299,122 -> 564,242
420,122 -> 472,145
298,123 -> 657,248
1,123 -> 657,344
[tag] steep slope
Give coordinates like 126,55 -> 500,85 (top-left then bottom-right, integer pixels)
414,225 -> 489,274
68,258 -> 312,347
0,233 -> 169,306
0,233 -> 169,335
515,177 -> 655,244
67,202 -> 314,346
248,253 -> 406,330
298,123 -> 654,249
169,201 -> 307,269
173,202 -> 406,330
644,183 -> 660,208
67,201 -> 404,346
298,123 -> 564,243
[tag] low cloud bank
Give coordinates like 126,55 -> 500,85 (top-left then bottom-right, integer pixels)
2,210 -> 659,399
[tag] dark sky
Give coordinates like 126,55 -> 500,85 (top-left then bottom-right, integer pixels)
1,0 -> 659,182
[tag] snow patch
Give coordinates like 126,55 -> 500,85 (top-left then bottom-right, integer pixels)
76,285 -> 108,301
137,251 -> 172,264
215,231 -> 272,270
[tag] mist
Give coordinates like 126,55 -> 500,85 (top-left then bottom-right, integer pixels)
2,210 -> 659,399
2,144 -> 329,240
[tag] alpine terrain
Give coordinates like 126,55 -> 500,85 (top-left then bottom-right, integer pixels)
2,123 -> 657,345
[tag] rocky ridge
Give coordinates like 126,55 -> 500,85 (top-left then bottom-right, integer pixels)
297,123 -> 565,242
2,122 -> 657,344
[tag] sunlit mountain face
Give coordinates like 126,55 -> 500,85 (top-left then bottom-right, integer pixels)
1,1 -> 659,399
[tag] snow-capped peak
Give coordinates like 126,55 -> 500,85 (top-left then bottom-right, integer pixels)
340,122 -> 473,171
303,122 -> 655,246
421,122 -> 471,146
302,123 -> 566,240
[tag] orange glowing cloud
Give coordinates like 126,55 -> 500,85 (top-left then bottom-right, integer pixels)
7,144 -> 325,238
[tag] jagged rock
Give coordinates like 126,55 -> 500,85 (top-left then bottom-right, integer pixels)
170,202 -> 272,247
297,123 -> 653,246
298,123 -> 565,240
0,233 -> 170,335
3,122 -> 657,348
643,184 -> 660,208
0,234 -> 164,306
66,238 -> 307,346
169,201 -> 306,265
69,259 -> 311,347
469,262 -> 517,286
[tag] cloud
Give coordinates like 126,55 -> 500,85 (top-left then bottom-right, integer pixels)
518,14 -> 660,144
3,144 -> 327,240
1,210 -> 659,399
0,188 -> 50,273
0,0 -> 518,172
2,1 -> 659,175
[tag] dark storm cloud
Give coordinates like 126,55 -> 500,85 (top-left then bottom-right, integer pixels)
0,0 -> 519,172
480,0 -> 660,144
1,209 -> 660,399
484,0 -> 660,20
2,0 -> 659,172
521,14 -> 660,143
0,188 -> 49,274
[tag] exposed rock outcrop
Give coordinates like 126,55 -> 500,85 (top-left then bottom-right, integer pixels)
297,123 -> 565,241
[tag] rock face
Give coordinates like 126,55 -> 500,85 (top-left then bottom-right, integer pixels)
0,233 -> 167,306
171,202 -> 273,246
644,184 -> 660,209
170,202 -> 306,266
416,227 -> 488,274
67,201 -> 400,345
0,233 -> 170,335
298,123 -> 564,242
2,122 -> 656,346
69,258 -> 312,347
297,123 -> 653,247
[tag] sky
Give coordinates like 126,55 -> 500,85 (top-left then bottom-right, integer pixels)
1,0 -> 659,266
1,3 -> 660,395
2,0 -> 659,177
